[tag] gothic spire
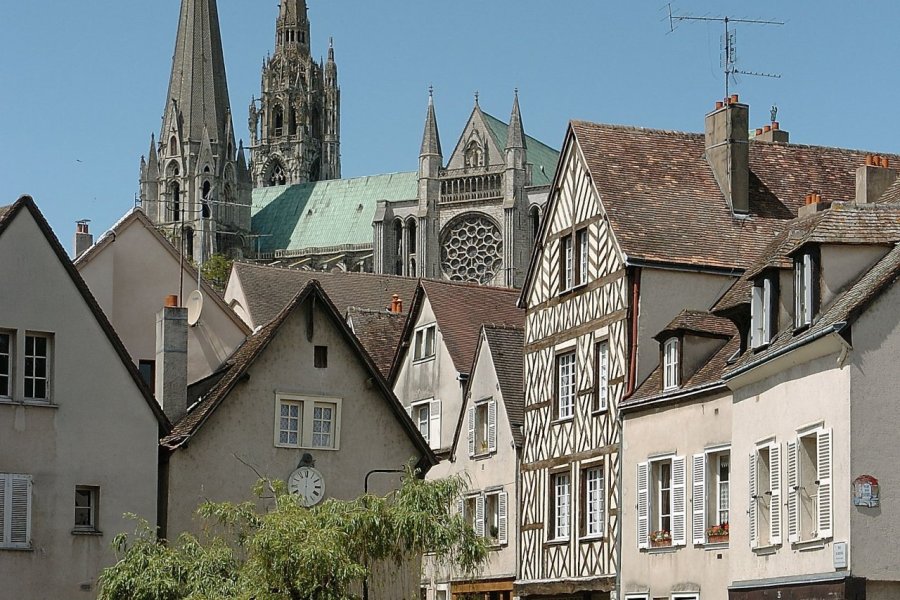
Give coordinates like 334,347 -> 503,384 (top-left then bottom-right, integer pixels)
506,89 -> 526,150
280,0 -> 308,21
160,0 -> 233,149
420,87 -> 442,158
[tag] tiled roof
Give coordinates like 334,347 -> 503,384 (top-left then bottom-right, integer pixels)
483,326 -> 525,447
161,280 -> 437,467
251,171 -> 417,254
231,262 -> 419,328
482,112 -> 560,186
726,242 -> 900,378
878,176 -> 900,204
407,280 -> 524,375
655,310 -> 737,340
624,335 -> 739,409
347,307 -> 406,378
569,121 -> 900,271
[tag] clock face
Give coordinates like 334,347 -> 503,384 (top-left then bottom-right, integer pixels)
288,467 -> 325,507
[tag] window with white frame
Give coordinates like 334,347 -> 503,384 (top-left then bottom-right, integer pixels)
577,228 -> 589,286
794,251 -> 816,328
274,395 -> 342,450
559,235 -> 574,292
24,333 -> 50,400
0,473 -> 32,549
551,471 -> 570,540
751,276 -> 775,349
581,465 -> 604,538
637,456 -> 686,548
483,489 -> 508,545
787,427 -> 832,543
411,398 -> 441,449
74,486 -> 100,533
556,351 -> 576,420
413,325 -> 436,361
593,340 -> 609,412
691,449 -> 730,545
662,337 -> 680,390
0,332 -> 11,398
750,442 -> 781,549
672,594 -> 700,600
468,398 -> 496,456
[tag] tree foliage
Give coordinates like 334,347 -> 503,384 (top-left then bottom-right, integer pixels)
98,469 -> 486,600
201,253 -> 233,292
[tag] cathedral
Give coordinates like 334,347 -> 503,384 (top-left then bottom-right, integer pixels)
139,0 -> 557,288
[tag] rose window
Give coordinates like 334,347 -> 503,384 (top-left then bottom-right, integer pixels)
440,214 -> 503,284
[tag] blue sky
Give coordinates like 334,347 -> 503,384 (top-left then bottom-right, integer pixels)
1,1 -> 899,246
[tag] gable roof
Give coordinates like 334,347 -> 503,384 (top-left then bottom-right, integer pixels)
390,279 -> 524,379
481,111 -> 560,186
251,171 -> 418,255
75,207 -> 250,334
0,197 -> 170,432
483,325 -> 525,446
230,262 -> 419,329
160,279 -> 437,468
347,307 -> 406,378
655,309 -> 738,341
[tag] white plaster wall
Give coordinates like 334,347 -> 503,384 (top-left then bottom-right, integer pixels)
621,392 -> 732,599
729,354 -> 851,583
820,244 -> 887,309
0,211 -> 160,598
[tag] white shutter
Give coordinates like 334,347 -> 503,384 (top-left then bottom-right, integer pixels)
769,443 -> 782,545
488,400 -> 497,452
10,475 -> 31,547
672,456 -> 687,546
429,400 -> 441,450
637,462 -> 649,549
786,440 -> 799,544
817,428 -> 833,539
476,494 -> 485,537
749,453 -> 757,549
0,474 -> 5,545
692,454 -> 707,545
498,491 -> 508,545
457,497 -> 464,518
467,406 -> 475,457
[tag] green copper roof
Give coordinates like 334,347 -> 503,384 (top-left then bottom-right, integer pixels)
252,172 -> 417,254
481,112 -> 560,186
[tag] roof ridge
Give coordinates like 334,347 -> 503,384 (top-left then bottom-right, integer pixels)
422,278 -> 521,294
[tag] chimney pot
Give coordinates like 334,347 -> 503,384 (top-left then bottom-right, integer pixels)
73,220 -> 94,259
730,94 -> 739,104
755,128 -> 763,136
881,157 -> 890,168
165,294 -> 179,308
772,121 -> 780,130
763,125 -> 772,133
715,101 -> 724,110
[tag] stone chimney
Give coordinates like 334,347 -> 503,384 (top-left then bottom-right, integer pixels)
74,220 -> 93,259
705,95 -> 750,215
798,191 -> 831,218
155,295 -> 188,423
856,155 -> 898,204
753,122 -> 789,143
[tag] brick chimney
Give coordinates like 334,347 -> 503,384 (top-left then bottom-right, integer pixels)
155,295 -> 188,423
705,95 -> 750,215
856,155 -> 898,204
74,220 -> 93,259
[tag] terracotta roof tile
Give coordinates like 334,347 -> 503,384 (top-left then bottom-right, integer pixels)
656,310 -> 737,340
347,307 -> 406,378
483,326 -> 525,447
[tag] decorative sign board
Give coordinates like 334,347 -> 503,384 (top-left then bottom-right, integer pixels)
833,542 -> 848,570
852,475 -> 879,508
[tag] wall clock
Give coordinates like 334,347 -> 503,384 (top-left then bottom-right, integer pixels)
288,466 -> 326,507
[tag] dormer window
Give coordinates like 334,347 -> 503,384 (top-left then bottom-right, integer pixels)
751,275 -> 777,349
794,251 -> 817,328
663,337 -> 680,390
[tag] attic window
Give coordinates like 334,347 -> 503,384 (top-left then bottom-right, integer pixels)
663,337 -> 680,390
314,346 -> 328,369
751,275 -> 777,349
794,251 -> 818,329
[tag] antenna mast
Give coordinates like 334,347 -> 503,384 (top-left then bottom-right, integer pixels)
667,5 -> 784,98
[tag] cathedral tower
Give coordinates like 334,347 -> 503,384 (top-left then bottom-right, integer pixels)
139,0 -> 251,261
249,0 -> 341,187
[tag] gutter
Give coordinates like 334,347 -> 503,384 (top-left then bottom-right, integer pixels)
614,408 -> 624,600
624,255 -> 744,278
619,381 -> 726,414
722,322 -> 848,381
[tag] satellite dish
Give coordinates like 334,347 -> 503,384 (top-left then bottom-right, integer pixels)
186,290 -> 204,326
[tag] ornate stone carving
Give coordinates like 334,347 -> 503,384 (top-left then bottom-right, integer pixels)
440,213 -> 503,284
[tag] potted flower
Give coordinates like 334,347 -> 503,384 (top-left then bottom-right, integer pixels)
706,522 -> 729,544
649,530 -> 672,548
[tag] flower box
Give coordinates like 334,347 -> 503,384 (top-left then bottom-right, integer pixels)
650,538 -> 672,548
707,533 -> 729,544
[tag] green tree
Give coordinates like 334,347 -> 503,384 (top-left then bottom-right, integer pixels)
98,469 -> 486,600
200,253 -> 233,292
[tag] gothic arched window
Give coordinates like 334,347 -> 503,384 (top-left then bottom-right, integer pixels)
201,181 -> 212,218
183,227 -> 194,260
273,105 -> 284,137
407,218 -> 417,254
530,205 -> 542,243
266,161 -> 287,186
170,182 -> 181,222
464,141 -> 483,168
169,136 -> 178,156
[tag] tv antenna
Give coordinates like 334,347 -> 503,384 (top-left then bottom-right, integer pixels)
667,4 -> 784,99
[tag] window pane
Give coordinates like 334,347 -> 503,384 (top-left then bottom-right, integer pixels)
0,333 -> 8,353
278,400 -> 301,446
557,352 -> 575,419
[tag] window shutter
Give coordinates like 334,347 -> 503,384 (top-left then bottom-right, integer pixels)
467,406 -> 475,457
672,456 -> 687,546
749,453 -> 757,549
488,400 -> 497,453
429,400 -> 441,449
457,497 -> 464,520
769,443 -> 782,545
637,462 -> 649,549
0,473 -> 6,545
692,454 -> 706,545
794,259 -> 802,324
476,494 -> 485,537
10,475 -> 31,547
817,428 -> 833,539
786,440 -> 799,544
498,491 -> 508,545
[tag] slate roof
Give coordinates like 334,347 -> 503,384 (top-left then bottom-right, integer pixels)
391,280 -> 524,379
568,121 -> 900,271
482,112 -> 559,186
655,309 -> 737,340
347,307 -> 406,378
0,197 -> 170,431
252,172 -> 418,254
483,326 -> 525,447
160,280 -> 437,468
231,262 -> 419,328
